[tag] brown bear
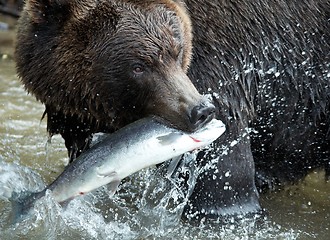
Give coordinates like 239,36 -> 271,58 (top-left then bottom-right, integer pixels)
15,0 -> 329,221
15,0 -> 215,158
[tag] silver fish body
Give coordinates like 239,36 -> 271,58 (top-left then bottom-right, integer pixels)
11,116 -> 225,221
48,117 -> 225,203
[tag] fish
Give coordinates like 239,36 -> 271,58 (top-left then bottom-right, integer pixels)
11,116 -> 225,220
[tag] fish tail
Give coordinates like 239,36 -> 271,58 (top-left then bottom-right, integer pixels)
10,191 -> 42,223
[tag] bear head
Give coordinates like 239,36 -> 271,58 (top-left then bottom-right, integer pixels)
16,0 -> 215,133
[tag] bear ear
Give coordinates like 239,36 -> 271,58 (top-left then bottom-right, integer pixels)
25,0 -> 70,23
169,0 -> 193,71
25,0 -> 97,23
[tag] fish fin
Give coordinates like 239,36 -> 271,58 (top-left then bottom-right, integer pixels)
108,180 -> 120,196
157,132 -> 183,145
59,196 -> 75,207
166,155 -> 183,177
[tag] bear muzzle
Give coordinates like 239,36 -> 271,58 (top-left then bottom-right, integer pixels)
189,101 -> 216,130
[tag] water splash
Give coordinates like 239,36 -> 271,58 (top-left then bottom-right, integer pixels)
0,160 -> 45,199
0,156 -> 306,240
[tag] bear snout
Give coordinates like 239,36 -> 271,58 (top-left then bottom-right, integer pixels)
189,101 -> 216,130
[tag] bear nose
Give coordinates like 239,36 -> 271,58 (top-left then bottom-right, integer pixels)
189,102 -> 216,130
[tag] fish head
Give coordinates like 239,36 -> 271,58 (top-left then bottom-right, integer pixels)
187,118 -> 226,148
156,118 -> 226,151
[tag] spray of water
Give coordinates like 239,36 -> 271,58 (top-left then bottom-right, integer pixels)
0,152 -> 304,240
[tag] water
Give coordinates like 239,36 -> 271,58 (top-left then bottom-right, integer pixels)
1,21 -> 329,239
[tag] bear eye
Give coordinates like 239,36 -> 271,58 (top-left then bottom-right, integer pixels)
132,64 -> 144,76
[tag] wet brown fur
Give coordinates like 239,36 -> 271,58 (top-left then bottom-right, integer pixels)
16,0 -> 201,159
